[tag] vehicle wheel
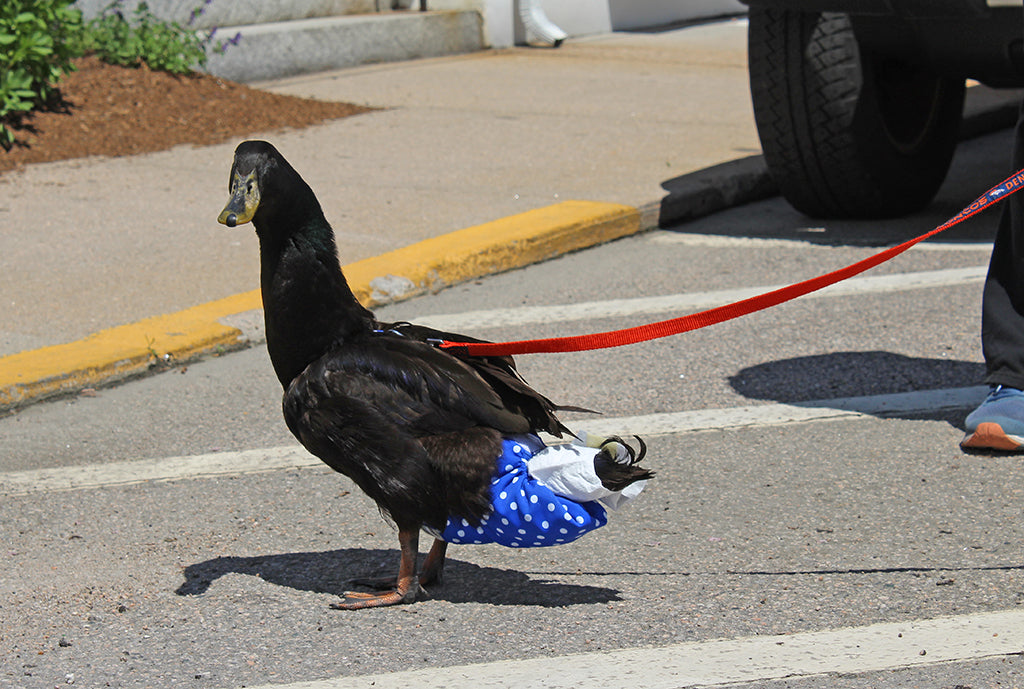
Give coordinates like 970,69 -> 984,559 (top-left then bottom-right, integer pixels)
747,8 -> 966,218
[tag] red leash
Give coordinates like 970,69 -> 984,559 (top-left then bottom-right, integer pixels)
440,168 -> 1024,358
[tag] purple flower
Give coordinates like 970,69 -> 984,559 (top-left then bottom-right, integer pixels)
187,0 -> 214,26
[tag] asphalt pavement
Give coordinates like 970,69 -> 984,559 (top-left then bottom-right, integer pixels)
2,126 -> 1023,688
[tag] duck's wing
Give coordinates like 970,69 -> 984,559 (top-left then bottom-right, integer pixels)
283,331 -> 537,480
373,321 -> 585,437
335,332 -> 538,435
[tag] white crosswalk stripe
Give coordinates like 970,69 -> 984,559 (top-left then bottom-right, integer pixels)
413,266 -> 986,331
244,609 -> 1024,689
0,387 -> 987,496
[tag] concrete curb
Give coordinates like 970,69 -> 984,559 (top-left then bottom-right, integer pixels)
0,199 -> 647,411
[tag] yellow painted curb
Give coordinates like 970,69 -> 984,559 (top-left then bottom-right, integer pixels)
0,200 -> 639,410
348,200 -> 640,305
0,291 -> 263,409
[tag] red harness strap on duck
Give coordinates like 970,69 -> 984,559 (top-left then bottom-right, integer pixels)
438,168 -> 1024,358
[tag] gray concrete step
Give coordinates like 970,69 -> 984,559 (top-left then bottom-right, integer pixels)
203,10 -> 483,82
74,0 -> 381,29
74,0 -> 483,83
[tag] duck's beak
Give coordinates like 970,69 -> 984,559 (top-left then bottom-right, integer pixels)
218,170 -> 260,227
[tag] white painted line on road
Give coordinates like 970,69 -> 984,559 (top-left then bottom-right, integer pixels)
569,385 -> 988,440
243,608 -> 1024,689
649,232 -> 825,248
0,445 -> 323,497
413,266 -> 986,331
650,232 -> 995,252
902,241 -> 995,252
0,386 -> 986,497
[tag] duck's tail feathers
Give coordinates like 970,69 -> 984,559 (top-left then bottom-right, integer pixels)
590,435 -> 655,491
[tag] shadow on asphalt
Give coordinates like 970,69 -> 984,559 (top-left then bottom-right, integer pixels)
176,548 -> 623,607
656,125 -> 1015,248
658,169 -> 1002,248
729,351 -> 985,427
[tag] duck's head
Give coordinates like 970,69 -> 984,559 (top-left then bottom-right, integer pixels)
218,140 -> 301,228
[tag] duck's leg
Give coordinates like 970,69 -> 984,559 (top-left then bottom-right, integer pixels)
419,538 -> 448,588
331,529 -> 421,610
346,536 -> 448,591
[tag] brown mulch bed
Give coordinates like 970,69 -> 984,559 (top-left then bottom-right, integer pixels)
0,56 -> 374,174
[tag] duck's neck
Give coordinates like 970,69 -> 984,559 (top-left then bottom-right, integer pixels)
257,215 -> 373,388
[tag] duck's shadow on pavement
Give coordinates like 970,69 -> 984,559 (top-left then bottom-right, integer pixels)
176,548 -> 622,607
730,351 -> 986,430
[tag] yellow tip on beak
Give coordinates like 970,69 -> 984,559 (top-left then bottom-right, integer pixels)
218,170 -> 260,227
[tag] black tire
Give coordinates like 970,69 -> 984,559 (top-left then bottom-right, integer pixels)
747,8 -> 966,219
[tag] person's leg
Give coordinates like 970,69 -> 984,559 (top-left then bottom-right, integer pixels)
980,108 -> 1024,388
962,102 -> 1024,451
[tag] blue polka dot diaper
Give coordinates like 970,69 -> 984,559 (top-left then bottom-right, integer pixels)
437,437 -> 608,548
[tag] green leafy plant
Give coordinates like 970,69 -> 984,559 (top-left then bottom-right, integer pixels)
79,0 -> 230,75
0,0 -> 83,149
1,1 -> 240,150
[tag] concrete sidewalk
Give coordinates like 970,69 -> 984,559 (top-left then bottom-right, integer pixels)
0,18 -> 1017,409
